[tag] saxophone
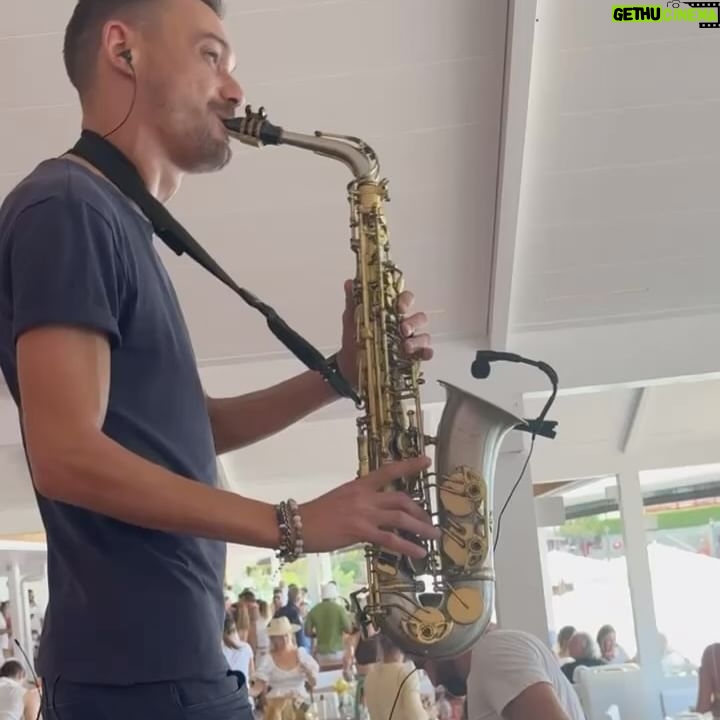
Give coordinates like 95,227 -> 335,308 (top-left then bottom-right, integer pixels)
225,107 -> 523,660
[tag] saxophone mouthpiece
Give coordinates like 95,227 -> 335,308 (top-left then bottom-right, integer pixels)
223,105 -> 284,147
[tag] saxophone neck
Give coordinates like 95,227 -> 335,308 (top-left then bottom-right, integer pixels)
223,106 -> 380,182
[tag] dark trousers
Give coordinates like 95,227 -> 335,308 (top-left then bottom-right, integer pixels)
41,670 -> 253,720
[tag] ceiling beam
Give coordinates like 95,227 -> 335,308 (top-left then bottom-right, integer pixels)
533,480 -> 573,496
488,0 -> 540,350
619,387 -> 651,454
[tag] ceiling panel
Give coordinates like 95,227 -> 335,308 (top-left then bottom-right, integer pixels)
642,380 -> 720,440
511,0 -> 720,331
524,386 -> 636,450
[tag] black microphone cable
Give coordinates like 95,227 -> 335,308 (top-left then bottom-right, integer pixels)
388,665 -> 419,720
103,49 -> 137,140
13,638 -> 43,720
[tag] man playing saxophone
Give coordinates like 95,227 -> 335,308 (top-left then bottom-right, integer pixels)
0,1 -> 438,718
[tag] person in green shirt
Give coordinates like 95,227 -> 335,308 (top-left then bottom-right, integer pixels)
304,583 -> 352,668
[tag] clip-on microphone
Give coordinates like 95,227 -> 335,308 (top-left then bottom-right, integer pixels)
471,350 -> 559,440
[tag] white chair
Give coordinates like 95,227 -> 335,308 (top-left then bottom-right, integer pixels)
659,673 -> 698,717
602,704 -> 621,720
574,664 -> 643,720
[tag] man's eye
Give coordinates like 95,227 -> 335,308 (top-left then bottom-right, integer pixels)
204,50 -> 220,63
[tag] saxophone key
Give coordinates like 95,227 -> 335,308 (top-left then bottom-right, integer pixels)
445,586 -> 484,626
401,607 -> 453,646
441,522 -> 489,571
438,466 -> 487,518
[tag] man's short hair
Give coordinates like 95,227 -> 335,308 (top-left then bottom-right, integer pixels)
63,0 -> 225,93
0,660 -> 25,680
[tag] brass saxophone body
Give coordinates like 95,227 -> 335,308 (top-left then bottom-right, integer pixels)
225,108 -> 522,660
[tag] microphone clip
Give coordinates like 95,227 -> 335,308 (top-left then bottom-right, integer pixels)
516,418 -> 558,440
471,350 -> 559,441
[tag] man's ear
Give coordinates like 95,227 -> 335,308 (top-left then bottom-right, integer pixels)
101,20 -> 139,77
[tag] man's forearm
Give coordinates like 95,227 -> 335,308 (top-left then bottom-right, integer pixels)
32,428 -> 281,548
207,368 -> 341,455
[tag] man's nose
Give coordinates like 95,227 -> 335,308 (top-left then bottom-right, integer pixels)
222,75 -> 245,111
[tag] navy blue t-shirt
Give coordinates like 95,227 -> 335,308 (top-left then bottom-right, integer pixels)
0,158 -> 227,684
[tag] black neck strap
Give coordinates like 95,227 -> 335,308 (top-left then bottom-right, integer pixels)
67,130 -> 360,405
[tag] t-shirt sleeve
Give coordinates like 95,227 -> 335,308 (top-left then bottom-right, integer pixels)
470,633 -> 553,715
8,196 -> 127,349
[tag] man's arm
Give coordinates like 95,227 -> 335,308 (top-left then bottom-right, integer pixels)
19,325 -> 435,557
206,369 -> 338,455
19,325 -> 281,547
502,682 -> 571,720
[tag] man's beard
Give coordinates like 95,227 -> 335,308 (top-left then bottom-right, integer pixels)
437,665 -> 468,698
443,675 -> 468,698
156,96 -> 234,173
175,118 -> 232,173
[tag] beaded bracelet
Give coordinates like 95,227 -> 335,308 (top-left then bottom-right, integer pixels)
275,498 -> 305,564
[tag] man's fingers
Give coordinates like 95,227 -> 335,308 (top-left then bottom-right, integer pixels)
400,312 -> 428,338
364,456 -> 432,489
402,332 -> 432,356
378,491 -> 434,526
397,290 -> 415,315
375,509 -> 439,541
370,529 -> 428,560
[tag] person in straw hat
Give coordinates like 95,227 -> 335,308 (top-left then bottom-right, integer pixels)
254,616 -> 319,720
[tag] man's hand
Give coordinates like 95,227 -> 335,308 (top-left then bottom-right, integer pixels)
336,279 -> 434,385
300,455 -> 440,558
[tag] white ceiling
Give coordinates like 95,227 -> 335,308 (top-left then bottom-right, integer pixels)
526,375 -> 720,484
2,0 -> 720,546
0,0 -> 508,363
510,0 -> 720,331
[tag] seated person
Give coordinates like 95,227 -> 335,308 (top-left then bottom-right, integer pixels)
561,632 -> 605,683
0,660 -> 40,720
695,642 -> 720,718
363,635 -> 429,720
222,615 -> 256,709
353,633 -> 380,718
555,625 -> 576,666
596,625 -> 629,665
421,626 -> 586,720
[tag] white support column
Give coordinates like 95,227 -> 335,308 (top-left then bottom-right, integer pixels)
7,561 -> 31,669
536,527 -> 557,635
493,450 -> 550,644
617,469 -> 663,720
305,554 -> 323,605
319,554 -> 333,585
